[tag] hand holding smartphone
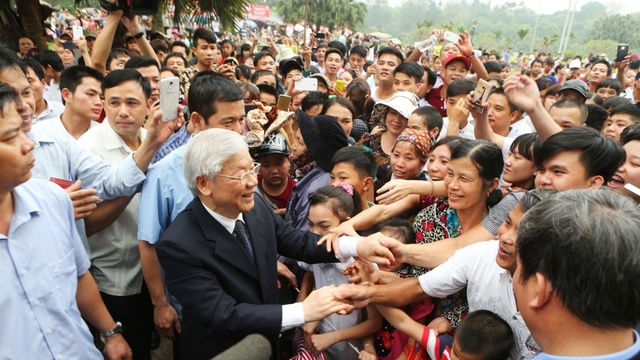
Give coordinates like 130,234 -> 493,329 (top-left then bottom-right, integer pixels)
295,78 -> 318,91
443,31 -> 460,44
617,44 -> 629,62
160,77 -> 180,122
472,79 -> 495,114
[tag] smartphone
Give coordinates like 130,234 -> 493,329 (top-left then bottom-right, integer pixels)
244,104 -> 257,114
63,41 -> 78,50
625,183 -> 640,197
295,78 -> 318,91
72,26 -> 84,39
472,79 -> 495,114
335,79 -> 346,93
443,31 -> 460,44
160,77 -> 180,122
277,95 -> 292,111
617,44 -> 629,62
316,32 -> 326,39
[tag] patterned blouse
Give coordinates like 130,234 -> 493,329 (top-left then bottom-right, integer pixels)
396,196 -> 469,329
357,132 -> 391,195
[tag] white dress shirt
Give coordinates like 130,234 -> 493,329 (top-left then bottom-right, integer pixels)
419,240 -> 534,359
33,100 -> 65,125
78,121 -> 147,296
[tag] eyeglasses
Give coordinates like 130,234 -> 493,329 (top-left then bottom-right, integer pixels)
217,163 -> 260,186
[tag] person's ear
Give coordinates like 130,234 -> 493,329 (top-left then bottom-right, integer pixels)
415,82 -> 423,93
195,175 -> 212,196
190,111 -> 205,131
509,110 -> 519,124
423,84 -> 433,94
146,98 -> 154,110
528,272 -> 553,310
587,175 -> 604,189
489,177 -> 499,192
61,88 -> 72,103
363,176 -> 374,192
430,127 -> 440,140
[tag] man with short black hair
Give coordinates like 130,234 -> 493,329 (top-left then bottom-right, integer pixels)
514,189 -> 640,359
252,69 -> 277,89
36,66 -> 104,139
529,59 -> 543,80
324,48 -> 343,85
348,45 -> 367,77
548,98 -> 588,129
169,41 -> 189,60
33,50 -> 65,103
370,47 -> 404,103
21,58 -> 65,123
602,103 -> 640,141
393,62 -> 424,96
257,84 -> 279,107
125,56 -> 161,103
78,69 -> 154,359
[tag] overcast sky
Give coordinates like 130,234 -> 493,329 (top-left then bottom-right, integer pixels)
490,0 -> 640,15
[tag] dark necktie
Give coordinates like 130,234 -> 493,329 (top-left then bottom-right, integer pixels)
233,220 -> 255,264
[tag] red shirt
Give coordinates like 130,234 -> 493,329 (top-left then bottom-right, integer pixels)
424,85 -> 447,117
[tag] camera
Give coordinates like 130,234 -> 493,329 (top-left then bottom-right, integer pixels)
100,0 -> 158,15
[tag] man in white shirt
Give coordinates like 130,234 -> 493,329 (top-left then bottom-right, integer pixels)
33,49 -> 64,103
22,58 -> 64,124
36,65 -> 103,139
78,69 -> 153,358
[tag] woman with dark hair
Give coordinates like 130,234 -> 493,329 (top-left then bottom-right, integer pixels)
321,96 -> 356,138
503,133 -> 540,191
345,79 -> 371,142
238,43 -> 253,65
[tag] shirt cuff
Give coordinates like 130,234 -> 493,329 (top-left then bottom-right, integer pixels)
281,302 -> 305,332
336,236 -> 360,262
418,273 -> 432,296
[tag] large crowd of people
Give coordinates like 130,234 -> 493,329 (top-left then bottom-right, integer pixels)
2,2 -> 640,360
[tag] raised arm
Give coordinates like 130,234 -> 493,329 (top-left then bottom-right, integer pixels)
503,73 -> 561,142
456,31 -> 488,80
91,10 -> 123,74
120,14 -> 159,65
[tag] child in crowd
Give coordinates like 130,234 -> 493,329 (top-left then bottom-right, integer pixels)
502,133 -> 540,192
252,133 -> 296,216
594,78 -> 623,101
364,219 -> 441,360
408,106 -> 444,140
329,146 -> 377,209
375,306 -> 515,360
295,184 -> 381,360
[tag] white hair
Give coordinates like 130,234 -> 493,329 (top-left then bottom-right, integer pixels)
183,129 -> 248,197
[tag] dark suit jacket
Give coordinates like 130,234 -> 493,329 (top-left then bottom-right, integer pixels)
157,195 -> 338,360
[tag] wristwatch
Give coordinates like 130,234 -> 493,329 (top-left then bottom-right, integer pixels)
133,32 -> 145,39
101,322 -> 123,338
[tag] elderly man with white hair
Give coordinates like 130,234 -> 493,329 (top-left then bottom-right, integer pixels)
156,129 -> 393,360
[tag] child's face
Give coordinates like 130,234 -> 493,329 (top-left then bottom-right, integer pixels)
291,129 -> 308,157
595,86 -> 618,101
407,113 -> 428,131
308,204 -> 342,236
330,162 -> 369,200
258,154 -> 290,188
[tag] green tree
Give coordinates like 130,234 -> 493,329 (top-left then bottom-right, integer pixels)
275,0 -> 367,30
588,14 -> 640,48
172,0 -> 252,31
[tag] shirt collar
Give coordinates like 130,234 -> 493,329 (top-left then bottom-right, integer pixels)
200,200 -> 244,235
101,120 -> 145,152
6,182 -> 44,236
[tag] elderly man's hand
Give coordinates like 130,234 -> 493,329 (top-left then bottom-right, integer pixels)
302,285 -> 355,322
356,232 -> 402,266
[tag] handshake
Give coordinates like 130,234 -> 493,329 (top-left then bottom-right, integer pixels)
301,232 -> 408,321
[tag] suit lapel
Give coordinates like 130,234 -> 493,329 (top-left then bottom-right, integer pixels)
192,199 -> 259,280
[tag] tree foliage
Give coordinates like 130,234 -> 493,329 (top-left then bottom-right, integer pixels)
274,0 -> 367,30
588,14 -> 640,48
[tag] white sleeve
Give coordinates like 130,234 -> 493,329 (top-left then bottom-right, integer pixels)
418,244 -> 478,298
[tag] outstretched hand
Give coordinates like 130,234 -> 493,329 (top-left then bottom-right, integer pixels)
503,73 -> 542,114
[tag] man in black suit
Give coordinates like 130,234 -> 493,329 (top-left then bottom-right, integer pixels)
157,128 -> 382,360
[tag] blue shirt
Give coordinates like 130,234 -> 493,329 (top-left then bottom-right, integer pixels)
28,125 -> 146,253
0,180 -> 101,359
138,145 -> 193,244
534,331 -> 640,360
152,124 -> 190,164
285,167 -> 331,231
